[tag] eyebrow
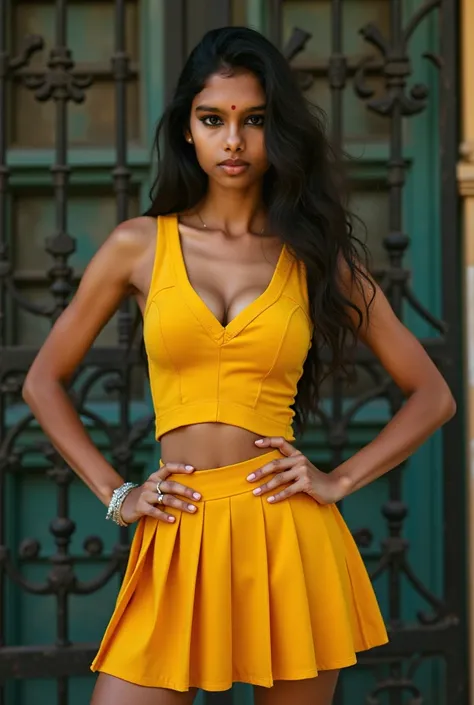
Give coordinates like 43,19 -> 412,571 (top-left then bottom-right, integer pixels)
195,104 -> 266,113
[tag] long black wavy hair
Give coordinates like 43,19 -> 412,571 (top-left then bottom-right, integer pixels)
141,26 -> 374,436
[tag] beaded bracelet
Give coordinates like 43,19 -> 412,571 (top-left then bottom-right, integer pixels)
106,482 -> 139,526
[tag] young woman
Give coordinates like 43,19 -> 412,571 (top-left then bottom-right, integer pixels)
22,26 -> 455,705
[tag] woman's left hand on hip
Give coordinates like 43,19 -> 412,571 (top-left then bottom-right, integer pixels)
247,436 -> 347,505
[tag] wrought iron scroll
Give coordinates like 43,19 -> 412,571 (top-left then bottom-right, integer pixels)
353,1 -> 464,702
0,1 -> 154,703
283,1 -> 464,704
272,1 -> 464,704
0,2 -> 465,705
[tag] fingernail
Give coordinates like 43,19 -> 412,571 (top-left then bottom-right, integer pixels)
185,465 -> 194,470
168,516 -> 175,522
188,505 -> 196,512
255,439 -> 264,444
267,496 -> 275,503
253,487 -> 262,495
247,473 -> 255,481
193,492 -> 201,500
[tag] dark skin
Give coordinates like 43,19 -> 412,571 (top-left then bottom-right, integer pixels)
23,70 -> 455,705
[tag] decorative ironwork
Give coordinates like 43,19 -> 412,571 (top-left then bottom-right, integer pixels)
0,0 -> 148,703
271,2 -> 464,704
0,1 -> 465,705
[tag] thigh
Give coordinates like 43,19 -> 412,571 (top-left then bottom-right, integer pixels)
91,673 -> 198,705
254,671 -> 339,705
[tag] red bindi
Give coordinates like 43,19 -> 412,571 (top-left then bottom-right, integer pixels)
231,105 -> 236,110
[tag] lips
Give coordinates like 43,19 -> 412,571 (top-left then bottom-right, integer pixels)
217,159 -> 250,176
218,159 -> 249,167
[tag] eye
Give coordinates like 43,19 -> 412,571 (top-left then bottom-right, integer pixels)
200,115 -> 223,127
246,114 -> 265,126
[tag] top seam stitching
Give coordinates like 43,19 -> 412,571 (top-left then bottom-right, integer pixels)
252,304 -> 300,409
154,299 -> 183,404
280,294 -> 312,324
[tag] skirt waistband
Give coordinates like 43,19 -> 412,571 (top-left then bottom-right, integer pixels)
159,449 -> 283,501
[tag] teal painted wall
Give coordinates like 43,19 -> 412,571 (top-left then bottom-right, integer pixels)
4,1 -> 447,704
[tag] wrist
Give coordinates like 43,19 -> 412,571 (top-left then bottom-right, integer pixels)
100,478 -> 127,507
120,486 -> 140,525
328,468 -> 355,501
106,482 -> 139,526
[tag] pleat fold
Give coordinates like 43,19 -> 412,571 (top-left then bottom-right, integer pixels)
92,513 -> 184,687
92,450 -> 388,692
261,495 -> 318,681
331,505 -> 387,651
283,495 -> 387,670
152,503 -> 204,686
189,497 -> 232,689
229,490 -> 272,684
90,516 -> 159,672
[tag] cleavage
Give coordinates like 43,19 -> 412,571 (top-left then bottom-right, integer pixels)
182,243 -> 278,328
193,279 -> 267,327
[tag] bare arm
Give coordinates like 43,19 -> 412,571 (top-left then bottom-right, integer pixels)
331,268 -> 456,496
22,218 -> 152,506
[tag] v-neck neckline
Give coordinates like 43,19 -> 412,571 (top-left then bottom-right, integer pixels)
169,213 -> 292,344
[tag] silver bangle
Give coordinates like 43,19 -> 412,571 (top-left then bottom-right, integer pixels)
106,482 -> 138,526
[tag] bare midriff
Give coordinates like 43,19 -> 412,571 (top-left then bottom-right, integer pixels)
160,423 -> 273,470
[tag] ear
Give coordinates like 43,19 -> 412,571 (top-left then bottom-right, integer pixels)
184,130 -> 193,144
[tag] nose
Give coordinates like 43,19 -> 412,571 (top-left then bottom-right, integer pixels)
224,123 -> 244,153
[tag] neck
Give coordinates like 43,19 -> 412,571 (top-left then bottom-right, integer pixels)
196,181 -> 266,237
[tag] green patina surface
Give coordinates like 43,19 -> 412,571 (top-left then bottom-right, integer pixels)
5,1 -> 446,703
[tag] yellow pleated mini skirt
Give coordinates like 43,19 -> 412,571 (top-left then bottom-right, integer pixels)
91,449 -> 388,691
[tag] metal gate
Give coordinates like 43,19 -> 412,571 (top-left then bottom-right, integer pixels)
0,1 -> 466,704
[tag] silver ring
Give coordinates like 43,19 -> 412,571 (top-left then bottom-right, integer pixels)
156,480 -> 165,504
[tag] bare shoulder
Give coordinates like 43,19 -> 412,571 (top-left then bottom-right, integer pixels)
106,215 -> 157,258
70,214 -> 157,318
96,216 -> 158,296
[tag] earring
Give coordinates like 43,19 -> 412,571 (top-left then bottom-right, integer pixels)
187,136 -> 193,144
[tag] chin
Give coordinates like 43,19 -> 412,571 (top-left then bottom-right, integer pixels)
216,171 -> 262,187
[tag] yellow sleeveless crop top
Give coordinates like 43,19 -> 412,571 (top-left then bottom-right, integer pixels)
143,214 -> 313,441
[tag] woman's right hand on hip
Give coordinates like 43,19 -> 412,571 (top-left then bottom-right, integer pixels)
120,463 -> 201,524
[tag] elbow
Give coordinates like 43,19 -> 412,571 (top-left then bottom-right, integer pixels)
437,382 -> 457,424
22,371 -> 32,403
22,372 -> 38,407
22,369 -> 55,408
444,391 -> 457,422
410,378 -> 457,427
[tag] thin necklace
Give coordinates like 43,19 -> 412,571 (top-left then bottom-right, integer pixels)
197,210 -> 266,236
